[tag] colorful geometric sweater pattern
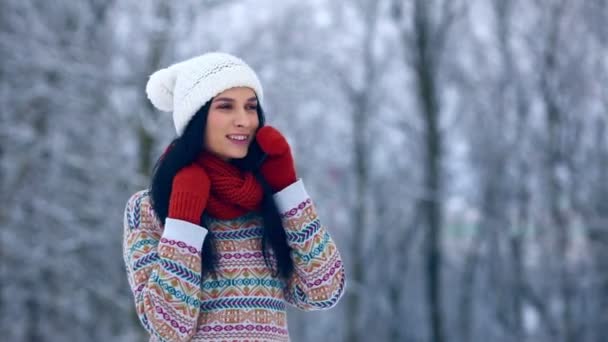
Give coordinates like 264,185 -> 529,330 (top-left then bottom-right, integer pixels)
123,179 -> 346,341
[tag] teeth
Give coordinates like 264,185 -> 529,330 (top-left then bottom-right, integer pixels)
228,135 -> 247,141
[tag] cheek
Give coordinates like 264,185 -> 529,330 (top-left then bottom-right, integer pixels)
252,114 -> 260,129
204,111 -> 226,147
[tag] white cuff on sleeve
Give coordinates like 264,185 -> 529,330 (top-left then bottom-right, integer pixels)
162,218 -> 208,249
272,179 -> 309,214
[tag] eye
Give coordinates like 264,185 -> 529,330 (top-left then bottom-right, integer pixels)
217,104 -> 232,109
247,105 -> 258,111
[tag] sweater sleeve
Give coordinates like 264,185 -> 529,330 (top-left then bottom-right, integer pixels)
122,190 -> 207,342
273,180 -> 346,311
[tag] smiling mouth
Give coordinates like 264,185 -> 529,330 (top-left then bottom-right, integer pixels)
226,134 -> 249,141
226,134 -> 250,145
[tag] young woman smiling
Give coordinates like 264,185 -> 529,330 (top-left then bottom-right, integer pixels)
122,52 -> 346,342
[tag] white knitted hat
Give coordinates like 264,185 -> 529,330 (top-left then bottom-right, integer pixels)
145,52 -> 264,136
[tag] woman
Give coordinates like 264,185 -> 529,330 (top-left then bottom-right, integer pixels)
123,52 -> 346,342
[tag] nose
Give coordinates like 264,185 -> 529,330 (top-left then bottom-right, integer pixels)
234,108 -> 253,128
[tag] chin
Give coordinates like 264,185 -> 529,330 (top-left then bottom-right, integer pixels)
226,155 -> 246,161
227,149 -> 248,160
213,144 -> 249,160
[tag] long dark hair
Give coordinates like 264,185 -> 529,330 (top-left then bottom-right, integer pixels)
149,100 -> 294,280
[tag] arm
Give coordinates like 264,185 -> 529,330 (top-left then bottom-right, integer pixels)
123,190 -> 207,341
274,180 -> 346,311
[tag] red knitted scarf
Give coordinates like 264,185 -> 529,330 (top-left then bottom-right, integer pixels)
196,152 -> 263,220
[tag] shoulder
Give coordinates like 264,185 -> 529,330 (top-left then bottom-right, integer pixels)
125,189 -> 152,212
124,189 -> 159,231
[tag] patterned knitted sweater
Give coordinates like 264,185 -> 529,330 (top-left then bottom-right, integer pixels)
123,179 -> 346,341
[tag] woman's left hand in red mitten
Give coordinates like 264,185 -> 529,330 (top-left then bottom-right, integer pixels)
255,126 -> 297,193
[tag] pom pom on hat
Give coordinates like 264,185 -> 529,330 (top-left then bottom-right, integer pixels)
145,52 -> 264,136
146,67 -> 178,112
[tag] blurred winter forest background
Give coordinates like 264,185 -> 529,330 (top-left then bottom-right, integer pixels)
1,0 -> 607,341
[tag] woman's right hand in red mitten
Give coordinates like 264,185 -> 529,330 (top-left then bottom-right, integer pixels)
168,164 -> 211,225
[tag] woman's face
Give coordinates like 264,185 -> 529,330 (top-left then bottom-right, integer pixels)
204,87 -> 260,160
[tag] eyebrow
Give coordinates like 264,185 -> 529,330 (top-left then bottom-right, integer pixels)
214,97 -> 258,103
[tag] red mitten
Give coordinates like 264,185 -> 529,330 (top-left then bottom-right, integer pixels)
255,126 -> 297,192
168,164 -> 211,225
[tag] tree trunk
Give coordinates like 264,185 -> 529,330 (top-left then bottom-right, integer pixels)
345,2 -> 379,340
413,1 -> 444,340
540,4 -> 575,338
